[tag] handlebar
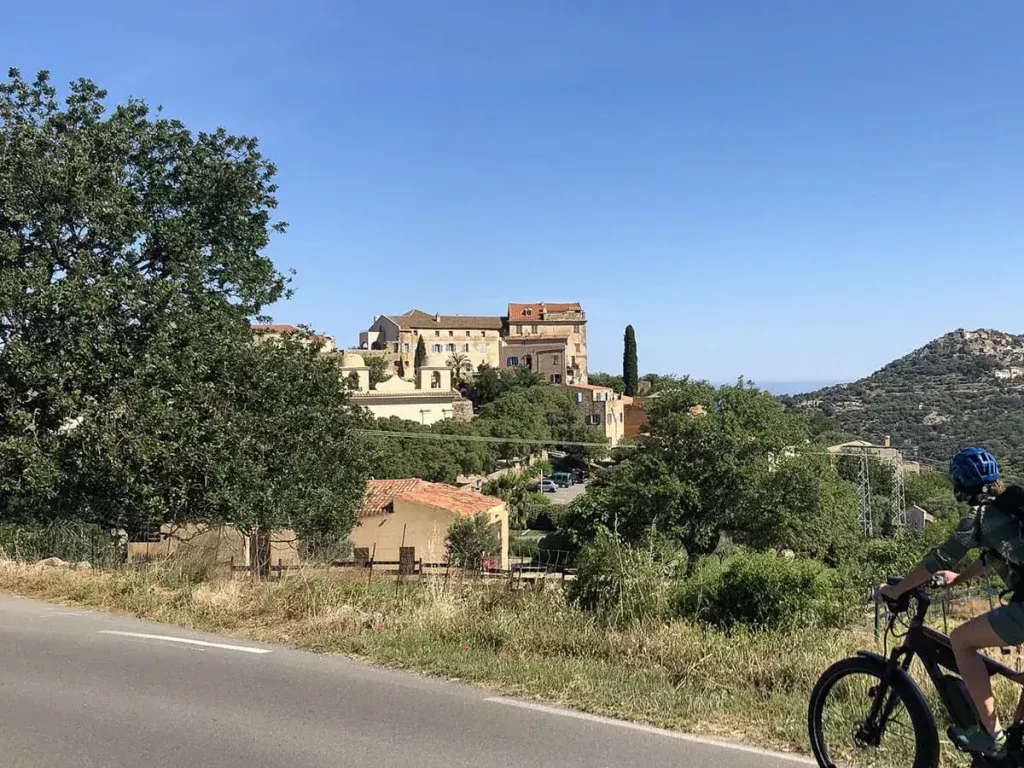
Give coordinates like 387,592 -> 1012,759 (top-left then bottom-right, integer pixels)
872,576 -> 935,617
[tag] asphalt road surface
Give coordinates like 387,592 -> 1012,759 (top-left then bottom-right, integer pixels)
0,594 -> 814,768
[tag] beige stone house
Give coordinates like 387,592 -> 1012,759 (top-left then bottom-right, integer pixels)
338,352 -> 472,425
353,479 -> 509,567
502,302 -> 588,384
569,383 -> 625,447
360,310 -> 503,378
127,523 -> 300,570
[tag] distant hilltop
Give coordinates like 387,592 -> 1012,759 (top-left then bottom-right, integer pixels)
787,329 -> 1024,472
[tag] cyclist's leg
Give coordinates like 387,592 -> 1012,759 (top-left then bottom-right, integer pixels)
950,613 -> 1005,734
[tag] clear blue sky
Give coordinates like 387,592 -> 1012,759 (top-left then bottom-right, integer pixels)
5,1 -> 1023,386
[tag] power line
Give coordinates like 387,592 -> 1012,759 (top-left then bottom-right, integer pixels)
354,429 -> 631,449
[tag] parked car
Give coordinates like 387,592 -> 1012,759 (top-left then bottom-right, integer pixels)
537,479 -> 557,493
551,471 -> 573,487
570,468 -> 587,484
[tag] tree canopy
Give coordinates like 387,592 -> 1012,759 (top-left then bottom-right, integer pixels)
0,69 -> 368,535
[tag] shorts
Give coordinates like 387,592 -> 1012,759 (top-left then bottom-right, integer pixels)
987,600 -> 1024,646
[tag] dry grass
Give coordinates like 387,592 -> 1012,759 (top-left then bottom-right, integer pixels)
2,558 -> 1022,764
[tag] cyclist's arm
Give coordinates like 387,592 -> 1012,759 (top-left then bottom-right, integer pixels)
886,515 -> 978,598
885,565 -> 933,598
950,559 -> 985,586
919,514 -> 978,576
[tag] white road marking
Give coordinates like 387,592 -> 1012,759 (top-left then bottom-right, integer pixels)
98,631 -> 272,654
484,697 -> 816,765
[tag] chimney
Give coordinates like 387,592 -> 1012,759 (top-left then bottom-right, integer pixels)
884,435 -> 891,448
434,313 -> 440,322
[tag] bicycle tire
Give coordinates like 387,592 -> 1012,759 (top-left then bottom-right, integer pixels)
809,655 -> 940,768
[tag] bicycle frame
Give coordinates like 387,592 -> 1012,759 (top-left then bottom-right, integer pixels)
881,588 -> 1024,760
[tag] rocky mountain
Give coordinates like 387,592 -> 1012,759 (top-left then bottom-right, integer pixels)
788,329 -> 1024,472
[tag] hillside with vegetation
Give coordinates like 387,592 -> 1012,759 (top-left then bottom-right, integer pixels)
787,329 -> 1024,472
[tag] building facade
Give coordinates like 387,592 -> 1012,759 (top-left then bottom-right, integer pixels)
502,302 -> 588,384
569,383 -> 625,447
360,310 -> 503,378
355,479 -> 509,568
338,352 -> 471,425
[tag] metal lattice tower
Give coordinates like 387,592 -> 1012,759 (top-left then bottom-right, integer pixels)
891,450 -> 907,529
856,447 -> 873,537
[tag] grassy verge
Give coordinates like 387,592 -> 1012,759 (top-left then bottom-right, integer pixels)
0,560 -> 1015,762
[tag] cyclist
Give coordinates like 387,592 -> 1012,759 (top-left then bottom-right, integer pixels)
881,446 -> 1024,757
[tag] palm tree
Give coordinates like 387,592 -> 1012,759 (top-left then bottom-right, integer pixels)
483,472 -> 535,529
447,352 -> 474,386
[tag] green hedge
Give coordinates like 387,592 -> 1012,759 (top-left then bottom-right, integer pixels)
672,551 -> 854,632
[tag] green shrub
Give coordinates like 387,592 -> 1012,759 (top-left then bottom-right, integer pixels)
568,530 -> 674,627
848,534 -> 929,591
509,536 -> 540,559
672,551 -> 854,632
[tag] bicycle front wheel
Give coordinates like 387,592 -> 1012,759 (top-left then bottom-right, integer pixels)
809,656 -> 939,768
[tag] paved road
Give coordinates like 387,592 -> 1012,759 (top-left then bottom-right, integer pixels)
0,594 -> 812,768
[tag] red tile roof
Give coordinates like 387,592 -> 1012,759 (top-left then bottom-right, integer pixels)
361,479 -> 504,518
396,485 -> 505,517
362,479 -> 423,517
507,302 -> 583,322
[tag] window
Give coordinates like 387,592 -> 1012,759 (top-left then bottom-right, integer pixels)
574,324 -> 580,333
575,392 -> 583,404
506,356 -> 519,367
445,343 -> 455,353
571,356 -> 576,366
432,344 -> 442,353
619,412 -> 624,423
465,331 -> 471,338
575,343 -> 581,353
524,354 -> 533,369
462,343 -> 470,352
403,343 -> 411,352
552,355 -> 560,365
550,374 -> 562,384
587,414 -> 601,426
448,330 -> 454,337
435,331 -> 440,337
515,325 -> 522,335
393,343 -> 399,352
523,308 -> 533,316
430,371 -> 442,389
531,324 -> 538,334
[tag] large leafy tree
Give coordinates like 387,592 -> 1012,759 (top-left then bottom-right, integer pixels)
623,325 -> 638,396
0,69 -> 367,535
559,379 -> 811,559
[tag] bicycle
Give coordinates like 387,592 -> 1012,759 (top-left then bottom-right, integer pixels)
808,577 -> 1024,768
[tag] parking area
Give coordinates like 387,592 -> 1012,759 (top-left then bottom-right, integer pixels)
543,481 -> 587,504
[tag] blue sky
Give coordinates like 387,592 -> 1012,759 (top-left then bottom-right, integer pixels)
4,1 -> 1023,385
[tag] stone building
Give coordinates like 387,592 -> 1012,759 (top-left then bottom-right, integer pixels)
359,310 -> 503,379
569,383 -> 625,447
501,302 -> 588,384
337,352 -> 471,426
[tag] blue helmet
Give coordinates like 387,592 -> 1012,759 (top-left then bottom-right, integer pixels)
949,447 -> 1000,488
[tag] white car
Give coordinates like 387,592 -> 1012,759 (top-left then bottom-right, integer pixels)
537,479 -> 557,493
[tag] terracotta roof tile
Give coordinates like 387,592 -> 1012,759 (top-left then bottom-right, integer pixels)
361,479 -> 424,517
361,479 -> 505,518
507,302 -> 583,322
396,485 -> 505,517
